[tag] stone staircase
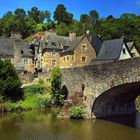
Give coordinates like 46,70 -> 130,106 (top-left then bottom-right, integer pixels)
58,92 -> 85,118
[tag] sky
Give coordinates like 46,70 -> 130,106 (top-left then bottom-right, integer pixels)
0,0 -> 140,19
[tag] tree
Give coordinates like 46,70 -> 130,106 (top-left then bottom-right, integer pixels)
28,7 -> 51,23
28,7 -> 42,23
50,67 -> 64,105
53,4 -> 73,25
120,13 -> 136,19
89,10 -> 99,23
14,8 -> 26,19
56,22 -> 70,36
80,14 -> 90,23
0,59 -> 22,100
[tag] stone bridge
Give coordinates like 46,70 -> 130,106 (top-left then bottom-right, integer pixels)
61,58 -> 140,118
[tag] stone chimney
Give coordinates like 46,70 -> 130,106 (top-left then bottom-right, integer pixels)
69,33 -> 76,41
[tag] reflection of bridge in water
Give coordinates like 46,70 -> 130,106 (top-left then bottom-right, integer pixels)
61,58 -> 140,118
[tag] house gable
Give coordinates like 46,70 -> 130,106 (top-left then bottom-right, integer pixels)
119,43 -> 132,60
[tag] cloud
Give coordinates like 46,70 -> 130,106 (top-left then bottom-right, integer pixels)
136,0 -> 140,7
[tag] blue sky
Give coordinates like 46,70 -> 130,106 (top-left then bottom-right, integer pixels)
0,0 -> 140,19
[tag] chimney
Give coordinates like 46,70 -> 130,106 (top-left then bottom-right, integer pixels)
69,33 -> 76,41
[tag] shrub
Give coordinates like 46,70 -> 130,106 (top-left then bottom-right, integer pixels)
0,59 -> 22,100
50,67 -> 63,105
39,79 -> 44,85
5,94 -> 52,111
54,107 -> 62,115
69,106 -> 85,119
23,84 -> 46,97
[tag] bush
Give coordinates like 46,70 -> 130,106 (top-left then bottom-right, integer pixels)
39,79 -> 44,85
0,59 -> 22,100
23,84 -> 46,97
50,67 -> 63,105
54,107 -> 62,115
5,94 -> 52,111
69,106 -> 85,119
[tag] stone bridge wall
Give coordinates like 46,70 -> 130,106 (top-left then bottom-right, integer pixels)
61,58 -> 140,118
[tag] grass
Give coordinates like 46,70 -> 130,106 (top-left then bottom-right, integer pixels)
5,84 -> 52,112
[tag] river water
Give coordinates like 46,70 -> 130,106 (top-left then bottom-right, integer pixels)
0,110 -> 140,140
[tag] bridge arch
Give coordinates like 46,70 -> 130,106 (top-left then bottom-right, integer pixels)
92,82 -> 140,118
61,85 -> 69,100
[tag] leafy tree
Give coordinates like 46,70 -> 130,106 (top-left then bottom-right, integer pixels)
89,10 -> 99,23
14,8 -> 26,18
50,67 -> 64,105
56,22 -> 70,36
53,4 -> 73,25
28,7 -> 51,24
80,14 -> 90,23
0,59 -> 22,100
120,13 -> 136,19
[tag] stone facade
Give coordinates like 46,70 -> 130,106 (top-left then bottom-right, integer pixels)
60,36 -> 96,68
61,57 -> 140,118
42,49 -> 61,71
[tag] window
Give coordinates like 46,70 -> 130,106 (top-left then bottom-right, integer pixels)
82,44 -> 86,51
82,57 -> 86,62
67,56 -> 69,61
52,60 -> 56,66
63,57 -> 65,62
24,58 -> 29,64
123,48 -> 126,54
52,52 -> 56,56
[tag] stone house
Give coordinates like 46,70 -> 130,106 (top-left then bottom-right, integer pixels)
60,35 -> 96,68
30,31 -> 139,70
0,34 -> 33,72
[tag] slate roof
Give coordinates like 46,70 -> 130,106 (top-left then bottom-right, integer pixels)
63,35 -> 84,53
88,36 -> 103,55
0,38 -> 33,57
42,31 -> 71,50
96,38 -> 124,60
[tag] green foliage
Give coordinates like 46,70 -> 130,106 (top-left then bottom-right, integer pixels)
53,4 -> 73,25
0,5 -> 140,49
69,106 -> 85,119
23,84 -> 46,97
5,94 -> 51,111
39,79 -> 45,85
50,67 -> 64,105
28,7 -> 51,24
0,59 -> 21,100
35,23 -> 47,31
56,22 -> 70,36
54,107 -> 62,115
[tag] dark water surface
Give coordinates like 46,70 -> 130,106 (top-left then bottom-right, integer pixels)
0,110 -> 140,140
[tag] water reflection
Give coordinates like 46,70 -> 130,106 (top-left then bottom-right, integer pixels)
0,110 -> 140,140
101,112 -> 140,129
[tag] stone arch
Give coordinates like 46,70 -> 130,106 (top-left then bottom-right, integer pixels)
92,82 -> 140,118
61,85 -> 69,100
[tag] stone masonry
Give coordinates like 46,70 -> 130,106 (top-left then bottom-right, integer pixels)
61,57 -> 140,118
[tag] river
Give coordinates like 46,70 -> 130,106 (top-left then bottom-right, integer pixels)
0,110 -> 140,140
